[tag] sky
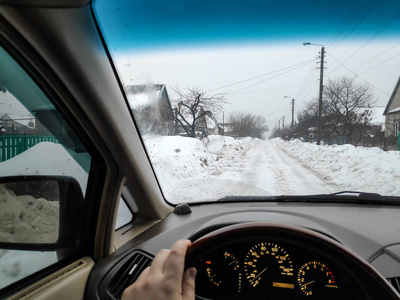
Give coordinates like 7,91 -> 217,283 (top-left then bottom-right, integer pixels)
94,0 -> 400,132
114,41 -> 400,131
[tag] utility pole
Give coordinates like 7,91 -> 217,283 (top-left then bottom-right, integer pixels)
222,111 -> 225,135
317,46 -> 325,145
282,116 -> 285,130
303,42 -> 325,145
284,96 -> 295,132
291,98 -> 294,132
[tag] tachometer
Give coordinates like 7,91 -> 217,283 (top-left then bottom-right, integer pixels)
297,261 -> 338,296
204,251 -> 242,292
244,242 -> 294,290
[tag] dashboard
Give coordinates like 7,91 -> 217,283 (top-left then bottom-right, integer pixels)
87,203 -> 400,300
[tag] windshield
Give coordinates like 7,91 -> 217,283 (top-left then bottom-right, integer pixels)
93,0 -> 400,204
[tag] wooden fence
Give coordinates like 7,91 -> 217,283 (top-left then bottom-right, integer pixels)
0,135 -> 59,162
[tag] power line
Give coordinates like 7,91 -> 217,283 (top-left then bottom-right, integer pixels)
333,9 -> 400,68
359,51 -> 400,75
228,60 -> 314,95
329,54 -> 390,96
354,41 -> 400,72
207,58 -> 315,93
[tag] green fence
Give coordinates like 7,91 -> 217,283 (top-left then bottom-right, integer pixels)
0,135 -> 59,162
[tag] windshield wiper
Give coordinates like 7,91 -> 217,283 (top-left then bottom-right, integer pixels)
217,192 -> 400,205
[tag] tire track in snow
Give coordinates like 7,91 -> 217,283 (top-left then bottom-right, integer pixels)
264,140 -> 339,194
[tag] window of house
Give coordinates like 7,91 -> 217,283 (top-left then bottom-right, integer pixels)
395,121 -> 399,137
0,44 -> 91,291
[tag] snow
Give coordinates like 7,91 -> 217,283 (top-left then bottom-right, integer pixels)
0,184 -> 59,244
144,135 -> 400,202
389,107 -> 400,114
0,142 -> 88,191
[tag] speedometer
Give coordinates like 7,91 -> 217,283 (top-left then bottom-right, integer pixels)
244,242 -> 294,290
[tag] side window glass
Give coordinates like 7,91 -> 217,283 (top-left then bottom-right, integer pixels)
0,45 -> 91,290
115,186 -> 136,230
115,197 -> 133,230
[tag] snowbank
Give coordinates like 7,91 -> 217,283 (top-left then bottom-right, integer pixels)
271,138 -> 400,196
0,184 -> 59,244
143,135 -> 262,200
0,142 -> 88,191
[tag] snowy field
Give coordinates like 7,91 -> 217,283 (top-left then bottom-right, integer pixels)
1,137 -> 400,287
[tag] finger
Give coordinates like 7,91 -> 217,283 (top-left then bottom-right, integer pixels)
182,267 -> 197,300
163,239 -> 191,281
148,249 -> 170,274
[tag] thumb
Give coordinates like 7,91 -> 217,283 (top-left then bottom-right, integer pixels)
182,267 -> 196,300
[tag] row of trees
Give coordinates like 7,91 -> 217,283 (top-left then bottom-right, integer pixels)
273,77 -> 376,145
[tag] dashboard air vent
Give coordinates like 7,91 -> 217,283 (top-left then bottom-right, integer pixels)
107,251 -> 152,299
388,277 -> 400,293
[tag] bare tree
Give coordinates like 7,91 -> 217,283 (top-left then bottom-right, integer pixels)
296,77 -> 375,145
170,86 -> 227,138
229,111 -> 268,138
323,77 -> 375,145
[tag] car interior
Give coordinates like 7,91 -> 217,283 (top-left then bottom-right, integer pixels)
1,0 -> 400,299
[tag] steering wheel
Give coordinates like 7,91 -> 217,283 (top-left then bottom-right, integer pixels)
185,223 -> 399,299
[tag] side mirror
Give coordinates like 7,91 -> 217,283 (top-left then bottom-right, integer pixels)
0,176 -> 84,257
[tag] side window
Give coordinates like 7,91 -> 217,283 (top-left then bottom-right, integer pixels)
115,186 -> 136,230
115,197 -> 133,230
0,45 -> 91,290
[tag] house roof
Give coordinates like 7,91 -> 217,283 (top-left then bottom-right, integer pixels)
125,84 -> 172,110
384,76 -> 400,115
1,113 -> 35,128
368,106 -> 385,126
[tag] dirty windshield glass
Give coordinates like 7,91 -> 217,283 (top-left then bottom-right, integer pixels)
94,0 -> 400,203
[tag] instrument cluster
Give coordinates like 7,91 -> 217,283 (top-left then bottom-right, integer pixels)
192,240 -> 358,299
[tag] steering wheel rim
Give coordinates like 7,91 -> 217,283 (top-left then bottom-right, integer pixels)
186,222 -> 399,299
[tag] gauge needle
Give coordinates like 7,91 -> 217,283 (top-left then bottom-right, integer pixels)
228,259 -> 237,266
301,280 -> 315,288
250,268 -> 267,283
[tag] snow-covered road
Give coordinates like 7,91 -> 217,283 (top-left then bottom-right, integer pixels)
149,136 -> 341,202
145,135 -> 400,203
264,141 -> 339,195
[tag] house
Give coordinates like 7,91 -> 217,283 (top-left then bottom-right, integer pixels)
0,113 -> 35,135
125,84 -> 174,136
357,106 -> 386,147
220,123 -> 235,137
383,76 -> 400,139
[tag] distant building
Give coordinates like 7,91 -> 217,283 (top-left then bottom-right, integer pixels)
220,123 -> 235,137
0,113 -> 35,135
125,84 -> 174,135
384,76 -> 400,138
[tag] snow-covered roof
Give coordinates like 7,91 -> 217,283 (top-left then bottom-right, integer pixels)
125,84 -> 165,110
384,76 -> 400,115
388,107 -> 400,114
365,106 -> 385,126
1,113 -> 35,128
